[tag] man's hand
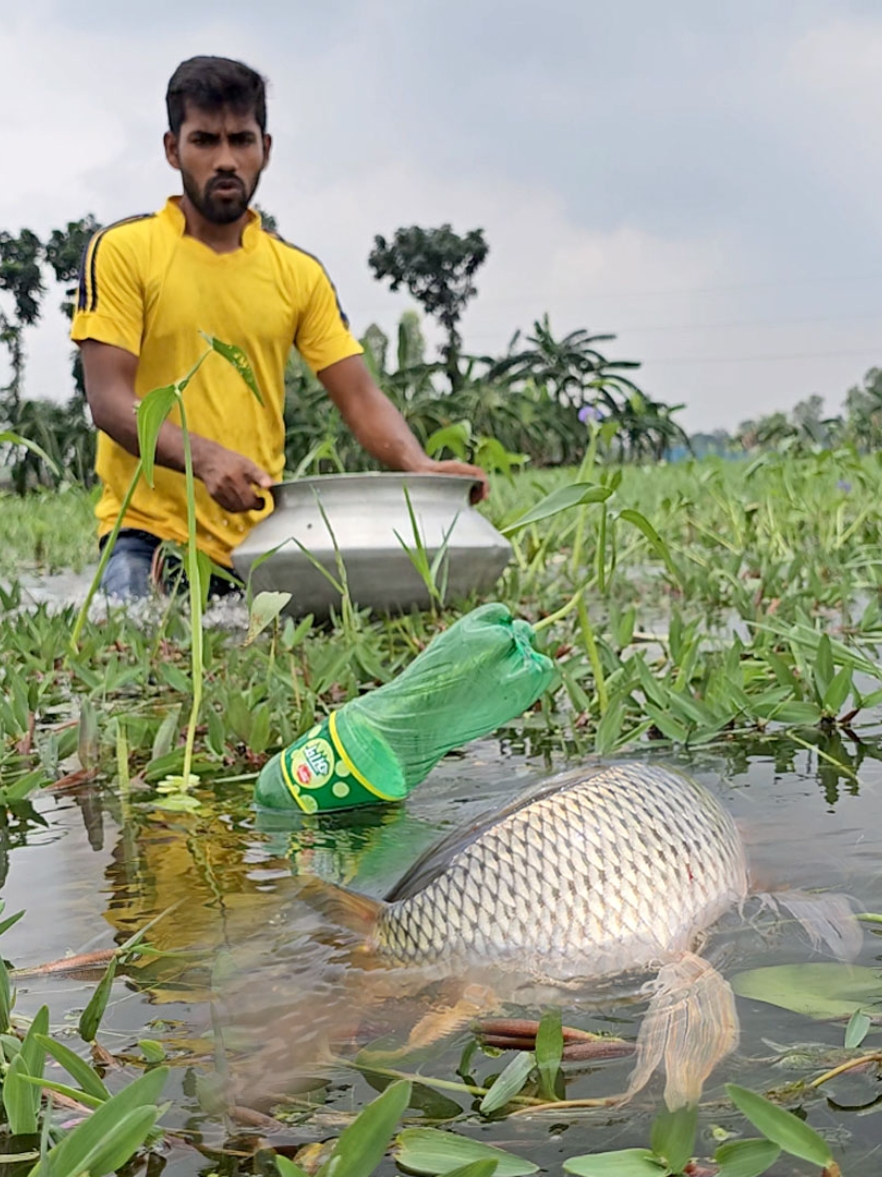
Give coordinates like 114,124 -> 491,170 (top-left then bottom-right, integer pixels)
193,439 -> 274,512
318,356 -> 491,503
413,457 -> 490,503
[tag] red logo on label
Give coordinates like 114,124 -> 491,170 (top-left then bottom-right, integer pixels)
296,764 -> 312,785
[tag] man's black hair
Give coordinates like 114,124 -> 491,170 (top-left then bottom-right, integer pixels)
166,56 -> 267,136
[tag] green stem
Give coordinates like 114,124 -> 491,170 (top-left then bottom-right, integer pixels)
177,395 -> 203,786
570,423 -> 601,577
69,458 -> 144,653
577,595 -> 607,713
534,576 -> 597,634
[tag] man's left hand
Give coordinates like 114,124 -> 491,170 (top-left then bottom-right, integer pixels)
417,459 -> 490,504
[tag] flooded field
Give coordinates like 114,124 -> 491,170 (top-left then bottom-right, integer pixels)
4,736 -> 882,1176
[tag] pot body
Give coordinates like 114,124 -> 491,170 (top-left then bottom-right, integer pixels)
231,473 -> 511,617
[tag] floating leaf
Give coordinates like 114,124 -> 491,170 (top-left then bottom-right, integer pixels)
396,1127 -> 539,1175
714,1138 -> 781,1177
479,1052 -> 536,1114
726,1084 -> 832,1168
500,483 -> 612,536
563,1149 -> 665,1176
844,1009 -> 871,1050
731,963 -> 882,1019
139,1039 -> 167,1064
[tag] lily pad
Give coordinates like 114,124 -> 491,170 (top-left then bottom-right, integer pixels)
731,963 -> 882,1019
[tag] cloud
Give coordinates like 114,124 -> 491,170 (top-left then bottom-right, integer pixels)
4,0 -> 882,434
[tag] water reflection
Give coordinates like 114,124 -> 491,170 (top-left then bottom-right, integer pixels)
3,741 -> 882,1172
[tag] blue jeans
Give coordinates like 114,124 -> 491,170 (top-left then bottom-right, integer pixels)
99,530 -> 241,601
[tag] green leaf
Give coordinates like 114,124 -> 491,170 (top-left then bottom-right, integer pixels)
815,634 -> 835,697
725,1084 -> 832,1167
35,1033 -> 110,1101
500,483 -> 612,536
3,1054 -> 37,1135
479,1051 -> 536,1114
772,701 -> 823,725
650,1104 -> 697,1174
713,1139 -> 781,1177
534,1008 -> 563,1102
618,509 -> 679,582
563,1149 -> 665,1176
139,1039 -> 167,1064
245,591 -> 293,645
426,420 -> 472,461
56,1105 -> 158,1177
731,962 -> 882,1019
845,1009 -> 871,1049
78,955 -> 117,1042
11,1005 -> 49,1131
317,1079 -> 411,1176
442,1164 -> 499,1177
275,1156 -> 310,1177
0,430 -> 60,476
136,384 -> 177,488
16,1076 -> 103,1110
0,951 -> 12,1033
0,909 -> 24,939
202,334 -> 264,405
823,665 -> 852,715
42,1067 -> 168,1177
77,698 -> 100,770
395,1127 -> 539,1175
151,708 -> 181,763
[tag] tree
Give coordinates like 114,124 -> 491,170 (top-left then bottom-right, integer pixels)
0,229 -> 45,421
368,224 -> 488,391
44,214 -> 101,396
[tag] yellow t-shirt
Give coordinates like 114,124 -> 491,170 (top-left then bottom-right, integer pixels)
70,197 -> 363,566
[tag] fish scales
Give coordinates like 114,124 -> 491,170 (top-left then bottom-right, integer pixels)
373,764 -> 749,977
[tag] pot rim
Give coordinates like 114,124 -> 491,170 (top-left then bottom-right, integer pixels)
270,472 -> 479,502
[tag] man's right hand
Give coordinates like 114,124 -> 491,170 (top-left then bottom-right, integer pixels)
194,440 -> 274,513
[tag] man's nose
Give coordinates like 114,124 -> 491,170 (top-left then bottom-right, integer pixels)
215,138 -> 238,172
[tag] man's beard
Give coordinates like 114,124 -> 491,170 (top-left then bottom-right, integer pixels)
182,169 -> 260,225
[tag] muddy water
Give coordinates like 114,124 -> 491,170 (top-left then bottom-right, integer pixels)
3,736 -> 882,1175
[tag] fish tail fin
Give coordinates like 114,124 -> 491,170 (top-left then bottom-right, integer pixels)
756,889 -> 862,961
296,875 -> 385,939
627,952 -> 739,1110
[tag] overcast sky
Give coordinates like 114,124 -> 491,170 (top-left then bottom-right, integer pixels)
4,0 -> 882,432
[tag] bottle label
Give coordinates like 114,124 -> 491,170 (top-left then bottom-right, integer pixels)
275,715 -> 394,812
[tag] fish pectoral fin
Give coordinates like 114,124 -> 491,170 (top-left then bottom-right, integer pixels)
755,888 -> 862,961
369,984 -> 501,1061
296,874 -> 385,938
627,952 -> 739,1111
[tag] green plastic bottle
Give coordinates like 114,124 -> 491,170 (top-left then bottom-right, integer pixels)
254,602 -> 556,813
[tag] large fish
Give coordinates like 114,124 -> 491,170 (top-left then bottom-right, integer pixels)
306,762 -> 860,1108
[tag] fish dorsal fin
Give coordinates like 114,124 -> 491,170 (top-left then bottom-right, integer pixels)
385,763 -> 611,902
297,876 -> 385,937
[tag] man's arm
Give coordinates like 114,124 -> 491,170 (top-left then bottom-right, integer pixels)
318,355 -> 489,500
80,339 -> 273,513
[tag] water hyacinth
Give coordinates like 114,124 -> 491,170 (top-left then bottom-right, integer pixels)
578,404 -> 604,424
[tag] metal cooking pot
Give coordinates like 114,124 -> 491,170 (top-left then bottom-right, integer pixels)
231,473 -> 512,618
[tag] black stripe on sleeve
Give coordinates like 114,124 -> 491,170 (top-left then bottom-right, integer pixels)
84,213 -> 155,313
263,229 -> 351,328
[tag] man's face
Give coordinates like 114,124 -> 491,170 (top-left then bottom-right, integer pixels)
164,103 -> 271,225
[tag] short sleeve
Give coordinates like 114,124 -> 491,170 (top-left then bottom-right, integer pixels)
294,266 -> 363,374
70,228 -> 144,356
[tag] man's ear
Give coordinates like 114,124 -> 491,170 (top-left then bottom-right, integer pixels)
164,131 -> 181,171
262,133 -> 273,169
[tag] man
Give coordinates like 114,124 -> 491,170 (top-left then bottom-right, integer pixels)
71,55 -> 487,599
